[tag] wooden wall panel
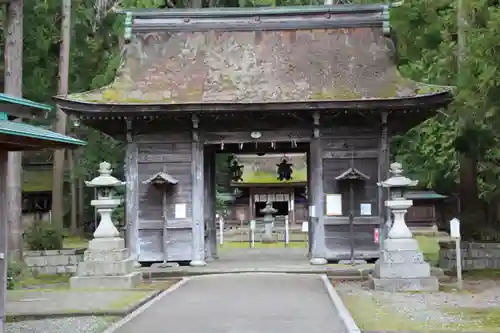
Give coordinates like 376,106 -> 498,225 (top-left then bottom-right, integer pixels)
135,134 -> 194,262
322,157 -> 379,217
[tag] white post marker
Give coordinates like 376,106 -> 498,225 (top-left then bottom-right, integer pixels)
450,217 -> 462,290
219,217 -> 224,246
285,216 -> 289,247
301,221 -> 309,247
250,220 -> 256,248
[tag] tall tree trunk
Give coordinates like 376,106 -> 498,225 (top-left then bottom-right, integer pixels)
77,160 -> 84,234
68,149 -> 78,235
4,0 -> 24,262
52,0 -> 71,229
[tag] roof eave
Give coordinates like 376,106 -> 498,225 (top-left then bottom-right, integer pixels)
0,93 -> 52,119
53,91 -> 454,116
117,4 -> 389,18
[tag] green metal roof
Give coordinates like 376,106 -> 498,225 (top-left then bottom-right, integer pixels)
0,93 -> 52,119
0,93 -> 52,111
405,190 -> 447,200
0,120 -> 86,151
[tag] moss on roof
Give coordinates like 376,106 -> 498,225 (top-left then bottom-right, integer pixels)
23,169 -> 52,193
66,27 -> 452,105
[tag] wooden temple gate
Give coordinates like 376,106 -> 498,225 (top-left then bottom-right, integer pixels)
55,5 -> 453,266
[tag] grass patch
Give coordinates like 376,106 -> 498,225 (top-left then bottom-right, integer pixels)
135,279 -> 180,290
218,241 -> 308,251
340,293 -> 442,331
462,269 -> 500,280
16,273 -> 70,289
107,291 -> 153,310
445,307 -> 500,332
63,235 -> 89,249
415,235 -> 440,266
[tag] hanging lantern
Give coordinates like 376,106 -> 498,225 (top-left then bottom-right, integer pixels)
229,158 -> 244,182
276,158 -> 293,181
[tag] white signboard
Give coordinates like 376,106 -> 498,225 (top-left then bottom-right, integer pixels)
301,221 -> 309,232
290,200 -> 294,211
174,203 -> 187,219
309,205 -> 316,218
450,217 -> 461,239
360,203 -> 372,216
326,194 -> 342,216
250,220 -> 256,231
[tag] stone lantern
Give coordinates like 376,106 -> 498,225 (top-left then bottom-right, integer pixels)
69,162 -> 141,289
260,201 -> 277,243
86,161 -> 125,239
377,162 -> 418,240
371,162 -> 438,292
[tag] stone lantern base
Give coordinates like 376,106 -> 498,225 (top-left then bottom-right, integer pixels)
69,237 -> 141,289
369,238 -> 438,292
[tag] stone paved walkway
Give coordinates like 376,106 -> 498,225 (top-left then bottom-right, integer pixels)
114,273 -> 347,333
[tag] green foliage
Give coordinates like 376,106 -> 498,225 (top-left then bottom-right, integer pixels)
7,261 -> 23,290
24,222 -> 64,251
112,203 -> 126,228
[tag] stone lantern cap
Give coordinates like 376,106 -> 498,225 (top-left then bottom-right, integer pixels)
377,162 -> 418,189
261,201 -> 277,214
85,161 -> 126,188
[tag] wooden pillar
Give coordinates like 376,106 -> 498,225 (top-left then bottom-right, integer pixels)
378,111 -> 390,217
190,115 -> 206,266
125,119 -> 140,265
210,151 -> 218,259
378,112 -> 391,248
204,147 -> 217,260
310,112 -> 327,265
0,150 -> 8,332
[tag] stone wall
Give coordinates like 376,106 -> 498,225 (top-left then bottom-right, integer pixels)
24,249 -> 85,275
439,241 -> 500,270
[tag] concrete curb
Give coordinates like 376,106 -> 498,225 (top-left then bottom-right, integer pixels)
142,268 -> 373,279
321,275 -> 361,333
6,289 -> 163,322
101,277 -> 190,333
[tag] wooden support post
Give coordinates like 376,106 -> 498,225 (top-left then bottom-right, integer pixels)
310,112 -> 327,265
125,119 -> 140,266
378,111 -> 390,248
0,150 -> 8,333
190,115 -> 206,266
204,148 -> 217,260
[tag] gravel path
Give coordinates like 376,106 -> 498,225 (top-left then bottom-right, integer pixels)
336,280 -> 500,331
5,316 -> 117,333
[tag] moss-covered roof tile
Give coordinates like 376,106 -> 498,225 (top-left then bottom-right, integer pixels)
23,168 -> 52,193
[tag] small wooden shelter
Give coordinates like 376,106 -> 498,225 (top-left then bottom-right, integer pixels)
0,93 -> 86,331
54,4 -> 453,264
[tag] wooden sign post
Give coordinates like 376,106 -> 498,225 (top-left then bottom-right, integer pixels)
450,217 -> 462,290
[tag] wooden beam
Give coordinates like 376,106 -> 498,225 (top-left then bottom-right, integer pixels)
125,119 -> 140,264
323,149 -> 379,159
190,115 -> 206,266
